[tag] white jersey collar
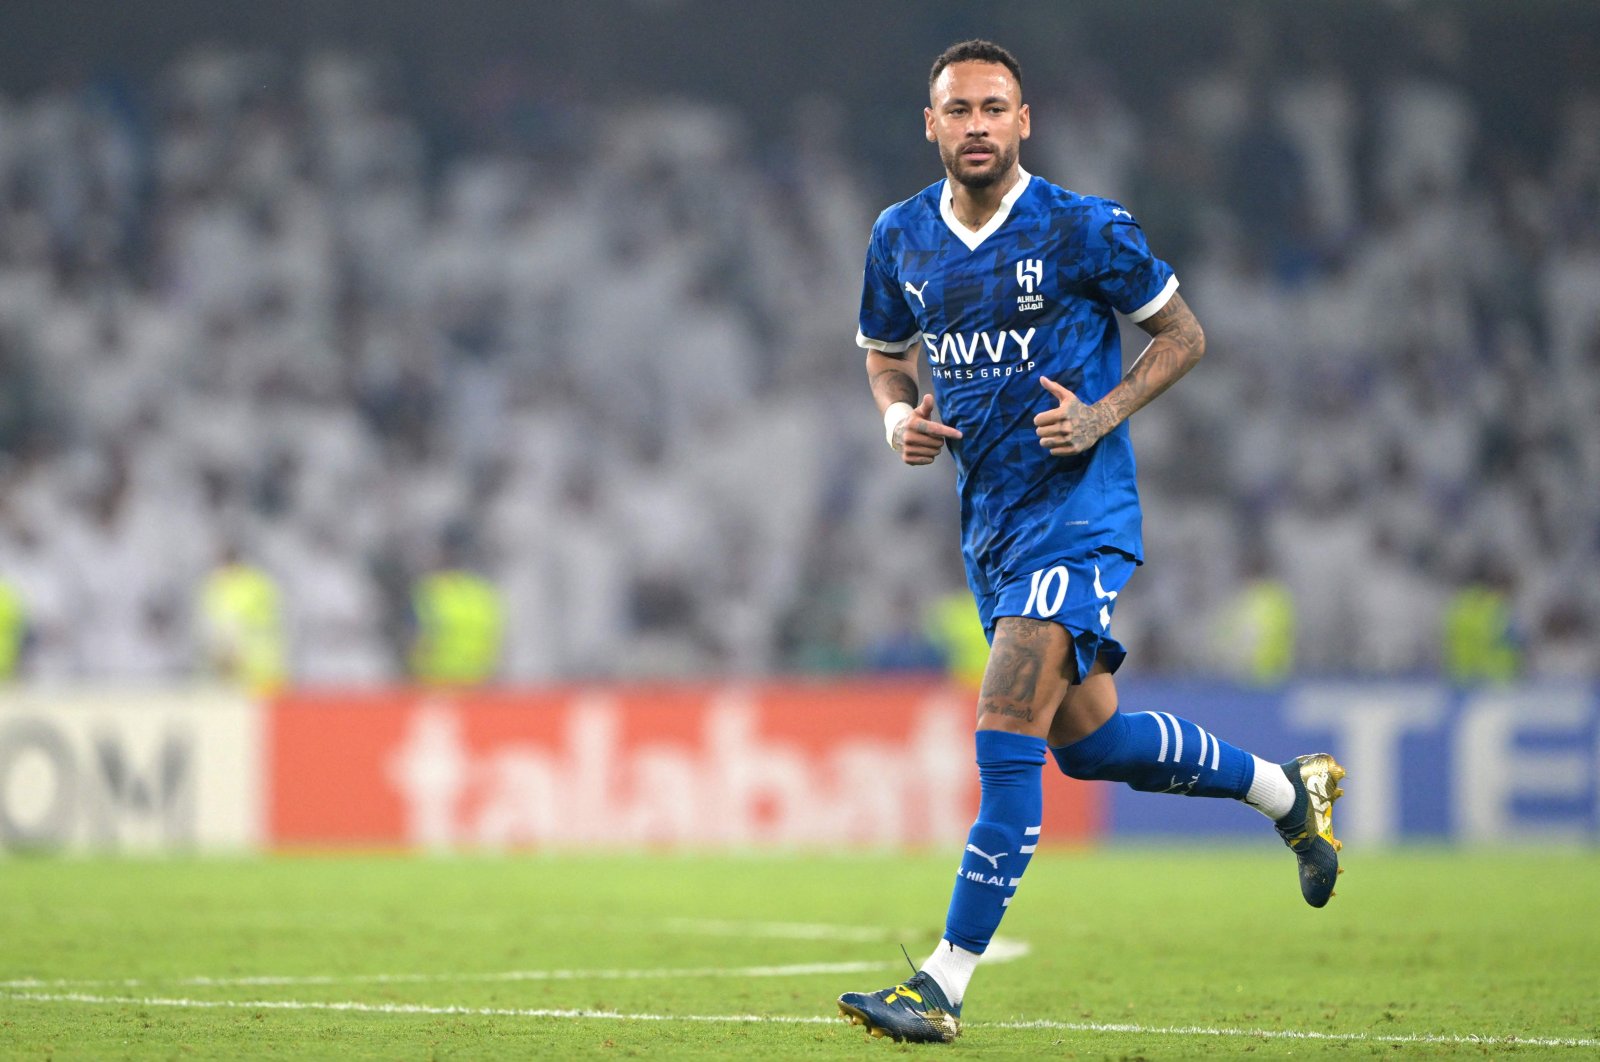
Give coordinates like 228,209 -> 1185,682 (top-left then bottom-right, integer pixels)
940,166 -> 1032,251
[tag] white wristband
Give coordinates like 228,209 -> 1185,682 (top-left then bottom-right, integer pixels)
883,402 -> 914,450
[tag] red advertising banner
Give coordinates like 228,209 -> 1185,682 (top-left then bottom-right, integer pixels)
268,681 -> 1102,849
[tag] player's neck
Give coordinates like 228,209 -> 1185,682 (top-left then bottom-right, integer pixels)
946,165 -> 1021,232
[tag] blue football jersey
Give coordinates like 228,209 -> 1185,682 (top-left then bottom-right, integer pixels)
857,167 -> 1177,583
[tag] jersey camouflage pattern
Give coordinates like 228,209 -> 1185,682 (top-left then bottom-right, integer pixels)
857,168 -> 1177,596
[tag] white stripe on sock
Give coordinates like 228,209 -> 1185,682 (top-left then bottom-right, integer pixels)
1009,878 -> 1021,886
1210,733 -> 1221,771
1148,712 -> 1169,762
1019,844 -> 1037,854
1024,825 -> 1041,835
1160,712 -> 1184,764
1195,728 -> 1210,768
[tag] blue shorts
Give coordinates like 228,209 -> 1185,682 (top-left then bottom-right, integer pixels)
970,548 -> 1137,684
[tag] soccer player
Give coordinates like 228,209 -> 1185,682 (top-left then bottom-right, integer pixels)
836,40 -> 1346,1045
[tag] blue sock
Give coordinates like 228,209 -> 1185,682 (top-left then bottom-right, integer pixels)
943,729 -> 1047,954
1050,710 -> 1253,798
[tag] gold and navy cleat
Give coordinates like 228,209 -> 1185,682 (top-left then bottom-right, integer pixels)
838,970 -> 961,1044
1274,753 -> 1347,908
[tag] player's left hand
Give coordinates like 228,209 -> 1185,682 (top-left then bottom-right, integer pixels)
1034,377 -> 1115,456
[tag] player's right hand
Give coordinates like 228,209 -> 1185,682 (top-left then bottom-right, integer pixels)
893,394 -> 963,466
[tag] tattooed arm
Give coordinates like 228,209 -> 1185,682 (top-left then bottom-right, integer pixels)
866,347 -> 920,415
1032,291 -> 1206,456
867,347 -> 963,465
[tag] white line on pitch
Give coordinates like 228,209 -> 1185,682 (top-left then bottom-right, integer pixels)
989,1018 -> 1600,1049
3,992 -> 1596,1049
1,992 -> 827,1023
0,937 -> 1028,992
0,961 -> 895,991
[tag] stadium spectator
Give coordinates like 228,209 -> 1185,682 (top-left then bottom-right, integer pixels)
199,542 -> 287,694
1442,559 -> 1523,685
926,589 -> 989,691
408,529 -> 505,687
0,577 -> 25,680
1209,551 -> 1295,685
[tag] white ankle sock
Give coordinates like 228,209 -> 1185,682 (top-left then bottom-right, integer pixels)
1244,755 -> 1295,820
920,940 -> 982,1006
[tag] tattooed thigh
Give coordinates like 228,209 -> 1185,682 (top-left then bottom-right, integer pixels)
976,617 -> 1072,733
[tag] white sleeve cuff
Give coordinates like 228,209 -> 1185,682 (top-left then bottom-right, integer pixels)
1126,275 -> 1179,323
857,329 -> 922,353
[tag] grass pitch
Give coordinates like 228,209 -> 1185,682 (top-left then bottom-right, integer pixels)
2,847 -> 1597,1059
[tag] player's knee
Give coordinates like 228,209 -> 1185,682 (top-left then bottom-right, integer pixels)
976,729 -> 1048,784
1052,748 -> 1124,782
1050,711 -> 1131,779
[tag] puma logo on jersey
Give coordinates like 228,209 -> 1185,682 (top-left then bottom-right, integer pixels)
1111,207 -> 1131,219
965,844 -> 1006,869
904,279 -> 929,308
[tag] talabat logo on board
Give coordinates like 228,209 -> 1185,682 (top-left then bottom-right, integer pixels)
384,693 -> 974,849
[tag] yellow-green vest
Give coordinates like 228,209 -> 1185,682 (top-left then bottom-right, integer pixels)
410,570 -> 505,685
1443,586 -> 1519,684
0,581 -> 25,679
926,591 -> 989,690
201,564 -> 286,693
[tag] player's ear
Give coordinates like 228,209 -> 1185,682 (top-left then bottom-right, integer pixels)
1018,102 -> 1030,140
924,107 -> 936,142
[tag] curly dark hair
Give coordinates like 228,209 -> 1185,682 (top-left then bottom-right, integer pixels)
928,39 -> 1022,92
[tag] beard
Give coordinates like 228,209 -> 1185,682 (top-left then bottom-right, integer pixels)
939,139 -> 1018,190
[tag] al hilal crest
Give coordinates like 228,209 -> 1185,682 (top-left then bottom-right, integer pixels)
1016,258 -> 1043,292
1016,259 -> 1045,311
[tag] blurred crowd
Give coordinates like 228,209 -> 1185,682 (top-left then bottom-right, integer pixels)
0,11 -> 1595,686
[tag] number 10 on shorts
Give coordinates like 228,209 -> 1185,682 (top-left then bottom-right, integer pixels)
1022,565 -> 1069,618
1022,562 -> 1119,628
